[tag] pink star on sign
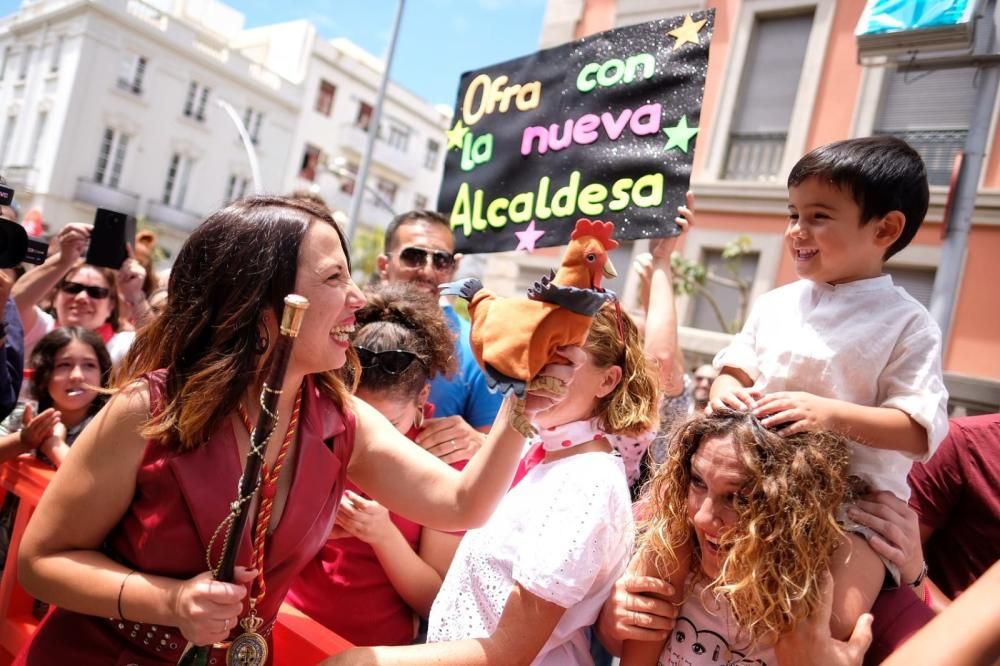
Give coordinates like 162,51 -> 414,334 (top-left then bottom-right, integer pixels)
514,220 -> 545,252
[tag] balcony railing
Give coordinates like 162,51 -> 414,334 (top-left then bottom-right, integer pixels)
74,178 -> 141,216
876,129 -> 967,187
1,166 -> 38,191
146,201 -> 203,231
722,132 -> 787,182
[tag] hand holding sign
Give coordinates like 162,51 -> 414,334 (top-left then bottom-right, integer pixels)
438,11 -> 714,254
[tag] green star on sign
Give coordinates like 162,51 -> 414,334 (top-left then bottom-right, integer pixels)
663,115 -> 699,153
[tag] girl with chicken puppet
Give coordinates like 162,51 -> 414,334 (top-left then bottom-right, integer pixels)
323,218 -> 664,665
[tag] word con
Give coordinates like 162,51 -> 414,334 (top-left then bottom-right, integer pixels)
450,170 -> 665,235
521,103 -> 662,156
462,74 -> 541,127
577,53 -> 656,93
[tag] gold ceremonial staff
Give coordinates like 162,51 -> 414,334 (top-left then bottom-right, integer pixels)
178,294 -> 310,666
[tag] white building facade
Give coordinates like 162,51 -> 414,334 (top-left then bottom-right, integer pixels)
0,0 -> 449,256
237,22 -> 450,233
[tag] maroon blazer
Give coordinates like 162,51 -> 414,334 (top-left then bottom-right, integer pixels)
15,370 -> 355,665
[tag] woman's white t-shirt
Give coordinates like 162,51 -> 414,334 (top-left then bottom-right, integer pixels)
659,581 -> 777,666
428,451 -> 633,665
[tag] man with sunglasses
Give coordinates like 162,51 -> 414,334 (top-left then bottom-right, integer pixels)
377,210 -> 503,464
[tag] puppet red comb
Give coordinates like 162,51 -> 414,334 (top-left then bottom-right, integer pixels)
570,218 -> 619,250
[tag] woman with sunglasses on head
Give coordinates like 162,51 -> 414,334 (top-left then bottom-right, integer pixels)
288,282 -> 465,646
12,196 -> 578,664
12,223 -> 149,364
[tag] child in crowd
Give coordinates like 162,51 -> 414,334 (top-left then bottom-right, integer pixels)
287,283 -> 463,646
0,327 -> 112,572
707,135 -> 949,639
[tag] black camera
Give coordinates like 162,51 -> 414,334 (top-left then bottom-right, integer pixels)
0,184 -> 47,268
0,185 -> 133,269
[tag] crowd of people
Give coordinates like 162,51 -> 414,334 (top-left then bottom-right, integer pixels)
0,134 -> 993,666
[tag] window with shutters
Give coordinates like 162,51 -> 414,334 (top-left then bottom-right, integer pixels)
315,80 -> 336,116
356,102 -> 373,131
94,127 -> 129,188
163,153 -> 194,208
50,35 -> 64,73
184,81 -> 210,121
424,139 -> 440,169
886,265 -> 936,310
299,144 -> 322,182
243,106 -> 263,144
117,54 -> 147,94
224,174 -> 250,204
339,162 -> 357,194
723,12 -> 814,181
18,45 -> 33,80
874,67 -> 975,187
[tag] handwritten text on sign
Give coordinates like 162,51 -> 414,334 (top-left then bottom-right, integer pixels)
437,12 -> 714,254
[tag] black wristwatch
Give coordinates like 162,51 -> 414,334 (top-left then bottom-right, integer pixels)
908,561 -> 928,588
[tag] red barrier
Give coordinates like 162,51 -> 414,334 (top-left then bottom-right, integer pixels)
0,458 -> 353,664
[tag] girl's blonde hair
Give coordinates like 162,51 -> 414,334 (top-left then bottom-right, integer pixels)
638,409 -> 852,645
585,304 -> 659,437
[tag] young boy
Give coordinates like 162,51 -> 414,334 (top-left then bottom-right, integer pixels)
710,135 -> 949,639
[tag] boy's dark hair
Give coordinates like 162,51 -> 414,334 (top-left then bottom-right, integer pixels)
788,135 -> 929,259
383,210 -> 451,252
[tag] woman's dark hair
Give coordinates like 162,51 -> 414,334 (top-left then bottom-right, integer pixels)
349,282 -> 456,401
57,264 -> 121,332
118,195 -> 356,452
30,326 -> 112,415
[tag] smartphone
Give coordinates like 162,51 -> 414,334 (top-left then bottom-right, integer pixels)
0,184 -> 13,207
85,208 -> 135,269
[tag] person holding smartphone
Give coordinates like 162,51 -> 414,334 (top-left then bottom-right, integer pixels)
12,222 -> 148,364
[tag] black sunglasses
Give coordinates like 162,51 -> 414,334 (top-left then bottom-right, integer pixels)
60,281 -> 110,299
354,346 -> 426,375
393,246 -> 456,272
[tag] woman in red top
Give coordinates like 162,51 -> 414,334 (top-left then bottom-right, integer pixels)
13,196 -> 579,664
288,282 -> 463,646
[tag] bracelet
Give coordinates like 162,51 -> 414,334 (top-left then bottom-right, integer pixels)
908,560 -> 928,588
118,569 -> 136,622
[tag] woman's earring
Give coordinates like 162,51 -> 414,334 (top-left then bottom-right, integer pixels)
255,325 -> 270,355
413,409 -> 424,430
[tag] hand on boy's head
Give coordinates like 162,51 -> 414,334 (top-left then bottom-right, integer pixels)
707,387 -> 761,415
753,391 -> 835,436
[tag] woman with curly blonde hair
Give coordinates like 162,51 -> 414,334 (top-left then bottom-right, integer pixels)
622,409 -> 853,665
326,303 -> 660,665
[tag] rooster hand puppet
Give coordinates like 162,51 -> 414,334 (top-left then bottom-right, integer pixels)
440,218 -> 619,437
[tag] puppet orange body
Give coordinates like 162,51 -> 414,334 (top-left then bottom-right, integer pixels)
441,220 -> 618,430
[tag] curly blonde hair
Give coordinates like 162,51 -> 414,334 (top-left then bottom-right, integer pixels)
586,304 -> 659,437
637,409 -> 852,646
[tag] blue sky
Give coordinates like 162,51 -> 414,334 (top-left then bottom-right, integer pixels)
239,0 -> 548,105
0,0 -> 549,107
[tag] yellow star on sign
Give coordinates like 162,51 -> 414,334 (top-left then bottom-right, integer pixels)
446,120 -> 469,150
668,15 -> 706,51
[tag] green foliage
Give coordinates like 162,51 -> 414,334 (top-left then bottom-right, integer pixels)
351,226 -> 384,287
670,234 -> 755,334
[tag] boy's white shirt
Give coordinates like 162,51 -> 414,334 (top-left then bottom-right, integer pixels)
714,275 -> 949,500
427,451 -> 633,665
